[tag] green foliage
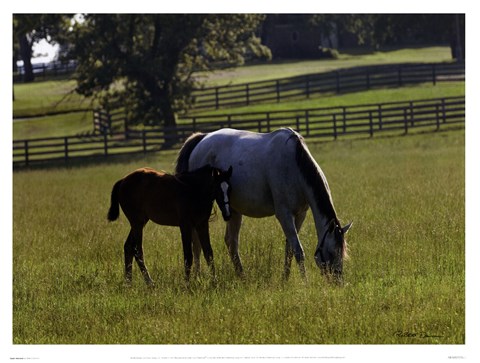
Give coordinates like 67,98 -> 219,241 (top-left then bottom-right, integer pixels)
13,14 -> 71,82
310,14 -> 464,51
13,131 -> 465,344
68,14 -> 270,127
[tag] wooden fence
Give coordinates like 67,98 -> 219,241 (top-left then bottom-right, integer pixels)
93,108 -> 127,135
13,60 -> 78,82
191,62 -> 465,110
13,96 -> 465,167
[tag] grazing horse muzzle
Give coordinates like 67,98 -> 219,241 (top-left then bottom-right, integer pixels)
314,220 -> 352,283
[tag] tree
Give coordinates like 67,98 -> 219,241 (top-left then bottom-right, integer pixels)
67,14 -> 270,132
309,14 -> 465,59
13,14 -> 69,82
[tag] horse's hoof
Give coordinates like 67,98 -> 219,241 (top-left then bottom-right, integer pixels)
145,279 -> 155,288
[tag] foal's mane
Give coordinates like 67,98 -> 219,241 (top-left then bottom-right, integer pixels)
174,164 -> 213,189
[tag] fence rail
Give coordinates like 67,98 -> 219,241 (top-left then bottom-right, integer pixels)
13,60 -> 78,82
191,62 -> 465,110
13,96 -> 464,167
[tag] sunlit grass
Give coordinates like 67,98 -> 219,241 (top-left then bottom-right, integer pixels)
13,130 -> 464,344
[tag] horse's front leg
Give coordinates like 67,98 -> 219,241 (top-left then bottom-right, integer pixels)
196,222 -> 216,280
284,210 -> 307,280
180,223 -> 193,281
224,209 -> 244,277
192,228 -> 202,276
276,209 -> 306,280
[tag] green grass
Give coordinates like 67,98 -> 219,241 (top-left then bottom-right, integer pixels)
13,130 -> 465,344
190,82 -> 465,117
13,79 -> 92,118
13,110 -> 94,140
199,46 -> 454,86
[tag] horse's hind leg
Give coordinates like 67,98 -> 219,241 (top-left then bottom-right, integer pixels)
124,229 -> 136,284
224,210 -> 244,277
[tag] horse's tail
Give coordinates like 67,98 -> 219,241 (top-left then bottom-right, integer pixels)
107,180 -> 122,222
175,132 -> 207,173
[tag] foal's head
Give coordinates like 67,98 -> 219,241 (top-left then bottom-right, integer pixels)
212,166 -> 233,222
314,219 -> 352,282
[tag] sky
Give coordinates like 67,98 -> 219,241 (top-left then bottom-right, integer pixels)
32,39 -> 59,63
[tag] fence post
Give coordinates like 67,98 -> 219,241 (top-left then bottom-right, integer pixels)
403,108 -> 409,134
305,110 -> 310,136
342,106 -> 347,133
378,105 -> 383,130
369,111 -> 374,137
215,87 -> 219,109
436,104 -> 440,131
333,114 -> 337,140
142,130 -> 147,153
366,70 -> 370,90
266,112 -> 271,133
441,98 -> 447,123
245,84 -> 250,106
336,71 -> 341,93
108,113 -> 113,136
103,133 -> 108,156
296,116 -> 300,132
192,117 -> 197,132
93,109 -> 98,133
305,75 -> 310,98
398,66 -> 403,87
24,140 -> 29,166
64,137 -> 69,162
409,101 -> 414,127
276,80 -> 280,102
432,64 -> 437,86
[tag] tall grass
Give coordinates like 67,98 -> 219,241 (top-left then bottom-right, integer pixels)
13,130 -> 464,344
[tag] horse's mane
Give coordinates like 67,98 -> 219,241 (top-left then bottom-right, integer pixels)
292,131 -> 338,223
175,132 -> 207,173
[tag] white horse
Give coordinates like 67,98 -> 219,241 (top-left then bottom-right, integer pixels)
175,128 -> 351,281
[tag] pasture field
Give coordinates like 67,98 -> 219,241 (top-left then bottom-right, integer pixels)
12,129 -> 465,345
14,82 -> 465,140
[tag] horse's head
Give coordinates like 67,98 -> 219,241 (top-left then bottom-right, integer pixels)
212,166 -> 233,222
314,219 -> 352,283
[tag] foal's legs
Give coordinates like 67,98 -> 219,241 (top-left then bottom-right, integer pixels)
224,210 -> 244,277
192,229 -> 202,276
276,208 -> 306,279
124,229 -> 136,283
196,222 -> 215,279
133,228 -> 154,286
180,223 -> 194,281
283,210 -> 307,280
124,226 -> 154,285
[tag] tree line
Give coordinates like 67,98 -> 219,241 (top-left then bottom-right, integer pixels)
13,14 -> 465,135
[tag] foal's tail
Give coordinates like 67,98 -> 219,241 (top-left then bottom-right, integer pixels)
175,132 -> 207,173
107,180 -> 122,222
